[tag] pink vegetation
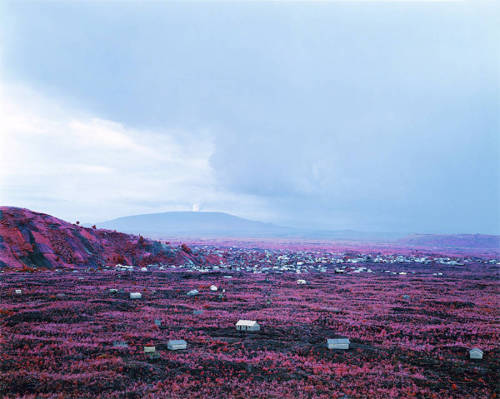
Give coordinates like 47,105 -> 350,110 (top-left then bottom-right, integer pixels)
0,265 -> 498,398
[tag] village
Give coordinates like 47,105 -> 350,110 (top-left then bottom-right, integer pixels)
111,245 -> 499,276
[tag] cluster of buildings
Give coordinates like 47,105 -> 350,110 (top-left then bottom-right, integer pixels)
110,247 -> 498,276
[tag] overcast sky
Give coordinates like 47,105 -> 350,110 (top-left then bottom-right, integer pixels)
1,1 -> 499,234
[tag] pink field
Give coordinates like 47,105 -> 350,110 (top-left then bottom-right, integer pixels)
0,259 -> 498,399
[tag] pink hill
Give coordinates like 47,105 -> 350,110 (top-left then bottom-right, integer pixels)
0,207 -> 211,270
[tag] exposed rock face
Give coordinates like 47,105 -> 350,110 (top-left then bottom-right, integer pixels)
0,207 -> 207,270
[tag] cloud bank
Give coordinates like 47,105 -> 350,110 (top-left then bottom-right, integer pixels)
0,83 -> 265,222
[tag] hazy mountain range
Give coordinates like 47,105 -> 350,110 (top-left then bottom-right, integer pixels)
94,211 -> 500,250
95,211 -> 294,239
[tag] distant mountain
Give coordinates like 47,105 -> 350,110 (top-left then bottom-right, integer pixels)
96,211 -> 402,240
0,207 -> 212,270
95,211 -> 500,251
95,211 -> 293,238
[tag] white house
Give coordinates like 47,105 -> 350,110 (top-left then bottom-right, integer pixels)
144,346 -> 156,353
168,339 -> 187,350
210,285 -> 218,291
187,289 -> 199,296
297,279 -> 307,285
236,320 -> 260,331
129,292 -> 142,299
469,348 -> 483,360
14,289 -> 22,295
327,338 -> 350,350
109,288 -> 118,294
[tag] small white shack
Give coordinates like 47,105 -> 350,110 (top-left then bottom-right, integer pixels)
469,348 -> 483,360
297,279 -> 307,285
236,320 -> 260,331
187,289 -> 199,296
167,339 -> 187,350
130,292 -> 142,299
210,285 -> 218,291
15,289 -> 22,295
144,346 -> 156,353
327,338 -> 350,350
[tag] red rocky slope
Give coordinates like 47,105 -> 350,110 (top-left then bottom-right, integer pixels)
0,207 -> 211,270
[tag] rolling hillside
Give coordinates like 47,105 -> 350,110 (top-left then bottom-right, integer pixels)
0,207 -> 211,270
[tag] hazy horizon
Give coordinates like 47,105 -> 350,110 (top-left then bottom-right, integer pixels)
96,210 -> 500,236
1,1 -> 499,235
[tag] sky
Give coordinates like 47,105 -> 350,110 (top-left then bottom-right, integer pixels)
0,0 -> 499,234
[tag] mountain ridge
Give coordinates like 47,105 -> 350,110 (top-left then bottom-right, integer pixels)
95,211 -> 294,238
94,211 -> 500,250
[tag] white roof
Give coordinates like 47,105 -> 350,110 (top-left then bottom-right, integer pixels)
168,339 -> 187,345
470,348 -> 483,353
327,338 -> 350,344
236,320 -> 258,327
